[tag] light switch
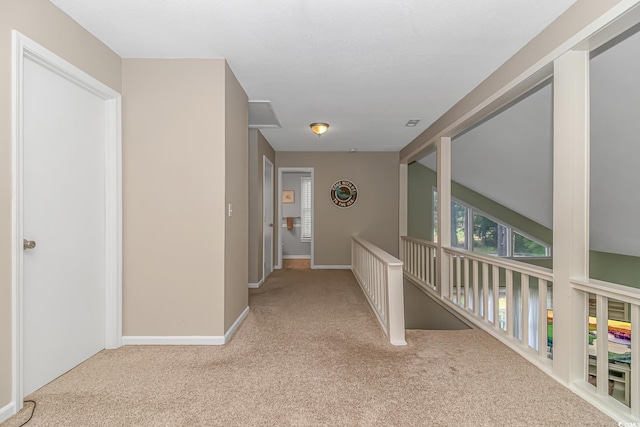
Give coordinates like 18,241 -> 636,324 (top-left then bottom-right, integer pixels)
228,203 -> 233,217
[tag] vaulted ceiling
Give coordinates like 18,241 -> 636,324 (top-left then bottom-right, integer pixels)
419,27 -> 640,257
50,0 -> 576,152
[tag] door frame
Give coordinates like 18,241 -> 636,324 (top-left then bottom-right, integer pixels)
262,156 -> 274,280
10,31 -> 122,414
277,167 -> 314,269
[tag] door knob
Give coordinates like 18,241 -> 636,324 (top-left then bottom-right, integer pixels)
23,239 -> 36,250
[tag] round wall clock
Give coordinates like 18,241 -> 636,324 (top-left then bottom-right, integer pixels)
330,179 -> 358,208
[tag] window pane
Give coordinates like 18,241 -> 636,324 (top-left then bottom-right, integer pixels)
472,213 -> 505,256
513,232 -> 547,257
452,201 -> 467,249
300,177 -> 312,240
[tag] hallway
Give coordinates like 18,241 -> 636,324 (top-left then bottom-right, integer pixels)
4,270 -> 614,426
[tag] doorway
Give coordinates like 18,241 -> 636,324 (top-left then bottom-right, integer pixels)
263,156 -> 274,279
11,32 -> 121,411
277,168 -> 314,269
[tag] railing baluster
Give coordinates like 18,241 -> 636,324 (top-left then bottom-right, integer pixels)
430,247 -> 435,290
483,262 -> 489,322
418,243 -> 421,280
506,269 -> 513,336
538,279 -> 547,358
473,260 -> 479,316
456,255 -> 462,305
596,294 -> 609,398
492,265 -> 499,327
464,257 -> 470,310
521,274 -> 529,348
449,255 -> 454,302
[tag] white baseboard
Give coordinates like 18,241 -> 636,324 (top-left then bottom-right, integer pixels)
283,255 -> 311,259
224,306 -> 250,342
123,307 -> 250,346
248,278 -> 264,288
123,335 -> 225,345
311,265 -> 352,270
0,402 -> 16,424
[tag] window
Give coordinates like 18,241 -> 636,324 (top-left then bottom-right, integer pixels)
473,213 -> 508,256
301,176 -> 312,241
452,201 -> 468,249
432,188 -> 550,258
513,231 -> 550,257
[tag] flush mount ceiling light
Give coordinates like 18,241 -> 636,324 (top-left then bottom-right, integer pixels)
310,122 -> 329,136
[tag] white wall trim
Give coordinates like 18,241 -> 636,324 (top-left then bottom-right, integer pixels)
123,307 -> 250,346
283,255 -> 311,260
312,265 -> 352,270
0,402 -> 15,424
224,306 -> 250,343
248,278 -> 264,289
10,31 -> 122,417
277,167 -> 314,269
123,336 -> 226,345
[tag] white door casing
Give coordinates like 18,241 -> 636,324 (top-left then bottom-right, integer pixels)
277,167 -> 314,269
263,156 -> 274,279
11,31 -> 122,414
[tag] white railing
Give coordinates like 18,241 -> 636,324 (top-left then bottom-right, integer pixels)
571,278 -> 640,416
351,236 -> 406,346
442,247 -> 553,365
401,235 -> 554,367
402,236 -> 437,292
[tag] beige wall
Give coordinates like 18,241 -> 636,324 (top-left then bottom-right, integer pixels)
0,0 -> 122,409
224,63 -> 249,331
122,59 -> 227,336
275,152 -> 399,266
248,130 -> 276,284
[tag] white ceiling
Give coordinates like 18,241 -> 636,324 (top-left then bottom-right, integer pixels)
50,0 -> 576,152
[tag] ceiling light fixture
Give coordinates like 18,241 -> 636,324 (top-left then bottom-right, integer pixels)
310,122 -> 329,136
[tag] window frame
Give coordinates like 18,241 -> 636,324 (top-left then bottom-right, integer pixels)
431,187 -> 551,259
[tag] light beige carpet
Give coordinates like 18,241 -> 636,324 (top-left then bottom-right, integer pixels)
3,269 -> 615,426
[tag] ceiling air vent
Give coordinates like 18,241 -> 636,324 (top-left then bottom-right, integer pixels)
249,100 -> 282,128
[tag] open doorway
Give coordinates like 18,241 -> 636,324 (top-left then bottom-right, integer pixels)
278,168 -> 314,269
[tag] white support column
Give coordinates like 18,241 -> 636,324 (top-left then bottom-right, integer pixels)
436,137 -> 452,298
552,50 -> 590,385
399,163 -> 408,261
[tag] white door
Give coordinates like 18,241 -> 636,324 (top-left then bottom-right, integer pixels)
22,56 -> 107,395
263,157 -> 274,279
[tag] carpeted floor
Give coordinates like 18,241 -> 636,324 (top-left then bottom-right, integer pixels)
3,269 -> 615,426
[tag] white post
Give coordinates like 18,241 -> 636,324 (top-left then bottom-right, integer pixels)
388,265 -> 407,346
552,50 -> 590,384
437,137 -> 452,298
399,163 -> 408,261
